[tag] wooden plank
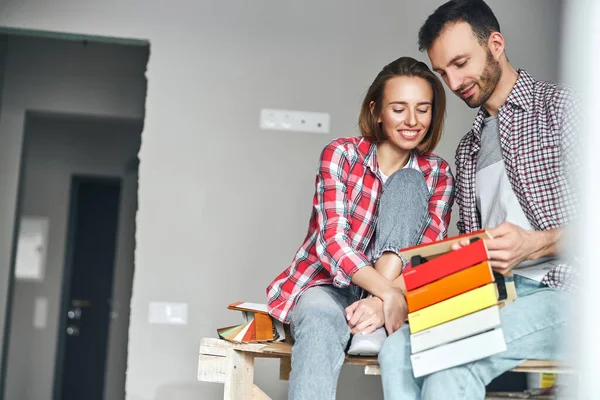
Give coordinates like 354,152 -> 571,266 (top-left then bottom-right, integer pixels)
202,339 -> 387,365
279,357 -> 292,381
200,344 -> 228,357
202,339 -> 572,370
518,360 -> 567,368
261,341 -> 293,356
198,338 -> 575,390
252,384 -> 272,400
197,354 -> 227,383
364,365 -> 381,375
202,340 -> 568,368
486,392 -> 553,399
224,349 -> 255,400
344,355 -> 379,366
348,358 -> 565,369
201,337 -> 268,354
361,363 -> 573,377
511,366 -> 575,374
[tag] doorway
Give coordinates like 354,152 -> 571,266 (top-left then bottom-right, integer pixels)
54,177 -> 122,400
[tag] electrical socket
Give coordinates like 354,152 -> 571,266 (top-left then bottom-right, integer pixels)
148,302 -> 188,325
260,108 -> 330,134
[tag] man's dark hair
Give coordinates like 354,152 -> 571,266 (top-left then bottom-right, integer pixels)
418,0 -> 501,52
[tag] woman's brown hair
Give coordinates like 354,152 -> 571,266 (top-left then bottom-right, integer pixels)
358,56 -> 446,154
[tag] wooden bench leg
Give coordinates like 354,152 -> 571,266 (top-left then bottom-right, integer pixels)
224,348 -> 254,399
252,384 -> 271,399
279,357 -> 291,381
223,348 -> 272,400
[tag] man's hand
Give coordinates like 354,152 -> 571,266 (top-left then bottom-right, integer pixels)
380,287 -> 408,335
485,222 -> 544,274
345,297 -> 385,335
451,222 -> 558,275
450,224 -> 560,274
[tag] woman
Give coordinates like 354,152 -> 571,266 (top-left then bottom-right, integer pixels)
266,56 -> 455,399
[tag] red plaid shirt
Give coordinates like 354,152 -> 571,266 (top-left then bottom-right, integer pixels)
455,69 -> 580,292
267,137 -> 455,323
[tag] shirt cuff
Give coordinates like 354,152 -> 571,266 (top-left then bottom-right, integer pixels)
332,251 -> 371,288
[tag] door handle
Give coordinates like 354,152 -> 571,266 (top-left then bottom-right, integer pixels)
67,308 -> 82,320
66,325 -> 80,336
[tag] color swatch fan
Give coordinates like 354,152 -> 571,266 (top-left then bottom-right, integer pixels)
217,302 -> 285,343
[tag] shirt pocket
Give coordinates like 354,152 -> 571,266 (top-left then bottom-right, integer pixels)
518,134 -> 563,228
519,120 -> 561,178
531,127 -> 562,179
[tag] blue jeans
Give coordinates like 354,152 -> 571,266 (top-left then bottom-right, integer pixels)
378,275 -> 572,399
288,169 -> 430,400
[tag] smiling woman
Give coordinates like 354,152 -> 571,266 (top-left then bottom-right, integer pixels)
371,75 -> 434,175
359,58 -> 446,156
265,56 -> 455,400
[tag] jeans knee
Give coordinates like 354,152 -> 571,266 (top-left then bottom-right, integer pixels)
378,328 -> 409,367
294,300 -> 344,325
386,168 -> 426,190
293,307 -> 349,345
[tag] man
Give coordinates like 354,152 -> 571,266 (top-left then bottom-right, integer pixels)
377,0 -> 579,398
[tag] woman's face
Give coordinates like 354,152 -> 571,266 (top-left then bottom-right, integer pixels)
374,75 -> 433,152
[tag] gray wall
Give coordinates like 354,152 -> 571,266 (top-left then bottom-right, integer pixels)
106,162 -> 139,400
0,36 -> 147,400
0,1 -> 563,399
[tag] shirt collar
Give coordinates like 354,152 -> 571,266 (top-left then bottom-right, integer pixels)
505,68 -> 535,112
470,68 -> 535,141
359,138 -> 378,173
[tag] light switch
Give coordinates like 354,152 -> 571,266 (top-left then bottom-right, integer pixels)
148,302 -> 188,325
260,108 -> 330,134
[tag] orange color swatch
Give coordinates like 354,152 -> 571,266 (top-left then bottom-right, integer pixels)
406,261 -> 494,313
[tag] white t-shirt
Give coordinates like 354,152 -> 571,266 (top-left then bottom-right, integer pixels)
476,116 -> 557,282
379,169 -> 389,184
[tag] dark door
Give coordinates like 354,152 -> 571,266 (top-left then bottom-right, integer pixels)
55,176 -> 122,400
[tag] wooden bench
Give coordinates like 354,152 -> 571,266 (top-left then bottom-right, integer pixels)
197,338 -> 574,399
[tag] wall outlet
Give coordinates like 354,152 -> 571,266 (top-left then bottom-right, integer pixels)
148,302 -> 188,325
260,108 -> 330,134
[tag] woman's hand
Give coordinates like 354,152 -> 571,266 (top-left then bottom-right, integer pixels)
381,287 -> 408,335
349,267 -> 408,334
345,297 -> 385,335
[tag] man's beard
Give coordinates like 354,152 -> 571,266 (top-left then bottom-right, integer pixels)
458,50 -> 502,109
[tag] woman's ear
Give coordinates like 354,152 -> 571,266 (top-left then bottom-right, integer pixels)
369,101 -> 381,123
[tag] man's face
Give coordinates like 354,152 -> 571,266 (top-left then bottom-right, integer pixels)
427,21 -> 501,109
